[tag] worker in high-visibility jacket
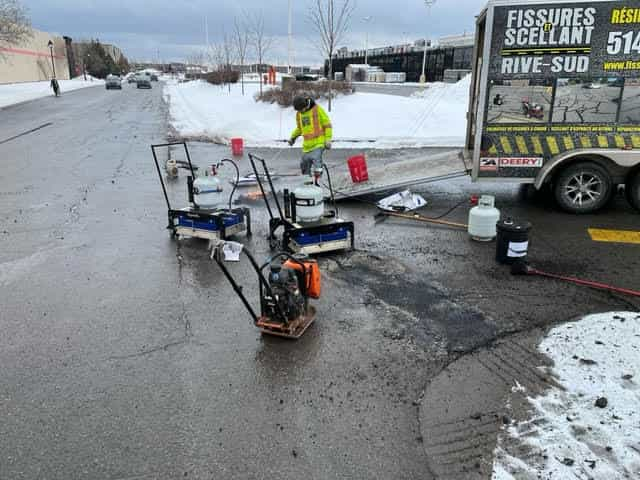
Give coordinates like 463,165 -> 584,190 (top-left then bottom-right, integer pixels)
288,95 -> 333,176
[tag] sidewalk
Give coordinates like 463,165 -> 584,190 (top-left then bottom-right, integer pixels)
0,77 -> 103,109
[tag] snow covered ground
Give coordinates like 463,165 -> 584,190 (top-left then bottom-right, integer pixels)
493,312 -> 640,479
0,77 -> 104,109
163,77 -> 469,148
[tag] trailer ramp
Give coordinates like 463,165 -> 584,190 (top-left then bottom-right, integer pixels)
331,149 -> 469,199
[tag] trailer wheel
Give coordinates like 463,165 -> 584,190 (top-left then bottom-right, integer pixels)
626,170 -> 640,212
554,162 -> 613,214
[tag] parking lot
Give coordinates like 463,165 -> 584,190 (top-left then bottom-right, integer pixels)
0,84 -> 638,479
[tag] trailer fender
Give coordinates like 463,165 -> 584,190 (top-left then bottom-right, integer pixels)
535,149 -> 640,189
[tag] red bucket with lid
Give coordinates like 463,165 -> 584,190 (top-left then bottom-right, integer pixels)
231,138 -> 243,156
347,154 -> 368,183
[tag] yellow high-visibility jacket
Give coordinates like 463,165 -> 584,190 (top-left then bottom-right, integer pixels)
290,104 -> 333,153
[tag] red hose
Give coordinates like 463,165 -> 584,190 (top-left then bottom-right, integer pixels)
529,268 -> 640,298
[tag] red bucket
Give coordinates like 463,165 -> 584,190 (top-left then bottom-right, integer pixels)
231,138 -> 243,156
347,154 -> 369,183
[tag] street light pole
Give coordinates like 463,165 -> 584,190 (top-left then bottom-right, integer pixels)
363,16 -> 372,65
47,40 -> 56,79
84,53 -> 90,80
420,0 -> 436,84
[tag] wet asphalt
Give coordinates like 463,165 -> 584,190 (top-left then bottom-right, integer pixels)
1,83 -> 639,480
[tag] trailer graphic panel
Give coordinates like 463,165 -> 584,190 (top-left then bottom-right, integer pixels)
478,1 -> 640,178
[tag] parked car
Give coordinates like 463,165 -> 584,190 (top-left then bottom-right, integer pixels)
136,76 -> 152,89
127,74 -> 137,84
105,75 -> 122,90
150,74 -> 159,81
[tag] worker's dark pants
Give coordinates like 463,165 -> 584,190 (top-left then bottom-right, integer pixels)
300,147 -> 324,175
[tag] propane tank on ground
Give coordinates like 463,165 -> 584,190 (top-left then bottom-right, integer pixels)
193,166 -> 223,209
468,195 -> 500,241
294,183 -> 324,223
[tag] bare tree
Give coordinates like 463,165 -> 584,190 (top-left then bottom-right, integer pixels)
221,31 -> 235,92
186,49 -> 206,79
248,11 -> 273,95
206,43 -> 224,76
0,0 -> 32,47
233,16 -> 249,95
308,0 -> 354,111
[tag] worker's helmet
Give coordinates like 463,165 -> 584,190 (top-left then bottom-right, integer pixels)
293,95 -> 311,112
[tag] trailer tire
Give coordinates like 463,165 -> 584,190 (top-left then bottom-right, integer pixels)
626,170 -> 640,212
554,162 -> 613,214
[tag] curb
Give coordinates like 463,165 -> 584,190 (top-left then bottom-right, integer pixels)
419,329 -> 553,479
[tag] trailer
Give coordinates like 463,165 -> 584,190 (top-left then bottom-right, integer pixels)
334,0 -> 640,214
467,0 -> 640,213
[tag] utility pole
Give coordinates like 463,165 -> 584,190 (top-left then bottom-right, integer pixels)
420,0 -> 436,84
362,16 -> 372,65
205,14 -> 209,46
288,0 -> 293,74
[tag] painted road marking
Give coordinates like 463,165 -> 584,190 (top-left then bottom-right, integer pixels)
588,228 -> 640,244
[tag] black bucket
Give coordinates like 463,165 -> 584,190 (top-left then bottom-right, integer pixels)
496,219 -> 532,264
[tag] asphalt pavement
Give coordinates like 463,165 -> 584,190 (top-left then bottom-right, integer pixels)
1,82 -> 639,479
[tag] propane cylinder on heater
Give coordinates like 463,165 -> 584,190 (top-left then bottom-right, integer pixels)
293,183 -> 324,223
192,165 -> 223,208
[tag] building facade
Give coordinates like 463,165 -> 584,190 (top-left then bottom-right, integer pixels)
0,29 -> 71,84
328,34 -> 474,83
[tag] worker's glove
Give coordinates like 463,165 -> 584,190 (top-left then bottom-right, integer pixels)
324,141 -> 332,150
288,138 -> 296,146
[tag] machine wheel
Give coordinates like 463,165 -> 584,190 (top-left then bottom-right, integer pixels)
626,170 -> 640,212
554,162 -> 613,214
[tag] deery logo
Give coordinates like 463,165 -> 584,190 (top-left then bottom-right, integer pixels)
498,157 -> 543,167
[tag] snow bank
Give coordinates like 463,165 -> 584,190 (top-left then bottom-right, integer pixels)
163,76 -> 469,148
493,312 -> 640,479
0,77 -> 104,108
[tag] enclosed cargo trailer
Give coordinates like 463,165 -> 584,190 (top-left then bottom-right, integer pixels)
466,0 -> 640,212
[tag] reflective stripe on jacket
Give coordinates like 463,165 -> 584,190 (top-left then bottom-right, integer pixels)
290,105 -> 333,153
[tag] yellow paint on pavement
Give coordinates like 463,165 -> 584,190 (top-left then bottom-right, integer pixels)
588,228 -> 640,244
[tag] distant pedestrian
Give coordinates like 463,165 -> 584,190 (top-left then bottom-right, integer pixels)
50,79 -> 60,97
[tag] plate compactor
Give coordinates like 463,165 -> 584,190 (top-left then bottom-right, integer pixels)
151,142 -> 251,241
248,153 -> 354,255
212,241 -> 321,339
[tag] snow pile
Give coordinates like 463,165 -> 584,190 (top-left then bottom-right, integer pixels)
493,312 -> 640,479
163,76 -> 470,148
0,77 -> 103,108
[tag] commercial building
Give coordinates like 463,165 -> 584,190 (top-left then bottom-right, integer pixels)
0,28 -> 71,84
328,33 -> 474,83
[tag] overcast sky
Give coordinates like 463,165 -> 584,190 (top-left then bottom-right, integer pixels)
24,0 -> 487,65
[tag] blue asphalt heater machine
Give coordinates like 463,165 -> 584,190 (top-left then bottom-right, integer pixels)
248,153 -> 353,255
151,142 -> 251,241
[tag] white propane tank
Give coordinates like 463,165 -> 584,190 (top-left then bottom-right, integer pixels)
193,168 -> 223,208
294,183 -> 324,223
468,195 -> 500,241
